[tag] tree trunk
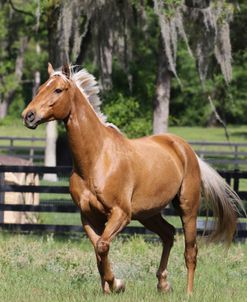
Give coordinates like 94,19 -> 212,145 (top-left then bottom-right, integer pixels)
0,101 -> 8,119
47,3 -> 66,68
92,4 -> 114,91
43,120 -> 58,181
153,38 -> 171,134
185,0 -> 210,9
44,3 -> 63,180
99,34 -> 113,90
32,43 -> 41,98
0,36 -> 28,119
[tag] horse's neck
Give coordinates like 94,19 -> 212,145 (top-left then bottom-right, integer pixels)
65,89 -> 106,178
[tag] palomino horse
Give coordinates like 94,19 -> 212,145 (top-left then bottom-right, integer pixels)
22,63 -> 243,295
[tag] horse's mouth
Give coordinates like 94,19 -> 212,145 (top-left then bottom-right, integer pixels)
24,122 -> 38,129
23,117 -> 41,129
22,109 -> 42,129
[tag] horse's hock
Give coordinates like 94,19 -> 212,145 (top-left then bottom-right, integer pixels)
0,155 -> 39,223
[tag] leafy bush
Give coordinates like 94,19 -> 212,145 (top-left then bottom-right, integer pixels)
103,92 -> 152,138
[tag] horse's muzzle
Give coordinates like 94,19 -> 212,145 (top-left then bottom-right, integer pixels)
22,110 -> 40,129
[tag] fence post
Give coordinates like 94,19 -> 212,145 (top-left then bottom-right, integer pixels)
0,172 -> 5,223
225,174 -> 231,186
234,145 -> 238,170
30,136 -> 34,163
9,138 -> 14,156
233,169 -> 240,193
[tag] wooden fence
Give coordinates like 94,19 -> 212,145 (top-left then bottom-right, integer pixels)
190,141 -> 247,169
0,136 -> 247,168
0,136 -> 45,163
0,165 -> 246,239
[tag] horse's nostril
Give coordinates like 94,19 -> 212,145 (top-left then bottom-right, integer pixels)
26,111 -> 35,123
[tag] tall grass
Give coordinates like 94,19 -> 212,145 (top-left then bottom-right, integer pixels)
0,233 -> 245,302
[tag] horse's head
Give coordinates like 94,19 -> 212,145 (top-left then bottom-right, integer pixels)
22,63 -> 73,129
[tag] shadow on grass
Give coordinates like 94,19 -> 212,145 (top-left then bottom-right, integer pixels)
230,131 -> 247,139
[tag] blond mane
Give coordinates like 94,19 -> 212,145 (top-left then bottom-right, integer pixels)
51,66 -> 109,123
71,68 -> 107,123
51,66 -> 121,132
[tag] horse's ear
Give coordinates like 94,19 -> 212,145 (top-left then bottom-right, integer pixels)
48,62 -> 54,76
62,63 -> 71,79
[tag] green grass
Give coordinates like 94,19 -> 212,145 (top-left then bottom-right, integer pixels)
0,233 -> 245,302
169,125 -> 247,142
1,117 -> 247,142
0,118 -> 45,140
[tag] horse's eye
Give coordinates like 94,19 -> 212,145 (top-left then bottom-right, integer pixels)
54,88 -> 63,94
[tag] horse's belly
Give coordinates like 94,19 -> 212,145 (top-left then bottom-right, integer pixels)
129,139 -> 184,219
130,174 -> 181,219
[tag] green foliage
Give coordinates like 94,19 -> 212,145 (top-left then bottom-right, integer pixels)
163,0 -> 183,18
103,92 -> 152,138
1,0 -> 247,136
8,92 -> 25,118
0,1 -> 47,118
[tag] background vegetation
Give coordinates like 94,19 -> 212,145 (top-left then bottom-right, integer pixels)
0,1 -> 247,138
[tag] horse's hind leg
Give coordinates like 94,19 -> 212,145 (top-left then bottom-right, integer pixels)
139,214 -> 176,292
174,177 -> 200,294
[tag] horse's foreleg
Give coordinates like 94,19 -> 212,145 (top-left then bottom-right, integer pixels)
96,206 -> 130,293
139,214 -> 176,293
80,215 -> 112,293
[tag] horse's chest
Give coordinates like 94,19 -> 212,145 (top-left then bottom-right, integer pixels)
70,173 -> 109,217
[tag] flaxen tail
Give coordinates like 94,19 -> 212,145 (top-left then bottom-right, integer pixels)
197,157 -> 245,245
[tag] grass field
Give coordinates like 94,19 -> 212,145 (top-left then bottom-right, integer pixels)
0,233 -> 246,302
0,118 -> 45,140
169,125 -> 247,142
0,117 -> 247,142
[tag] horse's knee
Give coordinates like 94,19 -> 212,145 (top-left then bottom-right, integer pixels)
184,244 -> 198,269
162,223 -> 175,248
96,239 -> 110,256
167,225 -> 176,243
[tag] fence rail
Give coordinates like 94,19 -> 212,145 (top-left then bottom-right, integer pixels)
1,136 -> 247,167
0,136 -> 45,163
0,165 -> 246,239
190,141 -> 247,168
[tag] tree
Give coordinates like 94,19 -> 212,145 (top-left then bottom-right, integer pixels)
153,0 -> 235,133
0,0 -> 246,144
0,1 -> 35,119
153,37 -> 171,133
44,0 -> 89,179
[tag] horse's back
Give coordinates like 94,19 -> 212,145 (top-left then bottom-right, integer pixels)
130,133 -> 198,172
128,133 -> 200,218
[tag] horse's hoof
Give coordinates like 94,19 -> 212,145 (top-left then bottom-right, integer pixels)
113,278 -> 125,293
157,281 -> 172,293
102,281 -> 111,294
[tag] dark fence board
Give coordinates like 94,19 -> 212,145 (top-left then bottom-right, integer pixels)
0,165 -> 246,238
0,165 -> 71,174
0,184 -> 70,194
0,203 -> 78,213
0,223 -> 246,239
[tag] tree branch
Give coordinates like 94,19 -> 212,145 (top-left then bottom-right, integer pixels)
8,0 -> 35,17
208,96 -> 230,142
